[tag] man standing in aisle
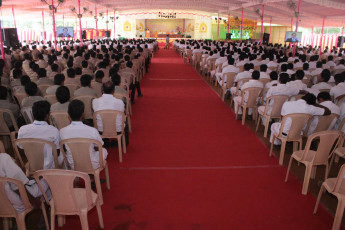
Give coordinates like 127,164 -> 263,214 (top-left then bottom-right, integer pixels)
165,34 -> 170,50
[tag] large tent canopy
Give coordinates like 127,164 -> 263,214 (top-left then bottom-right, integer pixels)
2,0 -> 345,28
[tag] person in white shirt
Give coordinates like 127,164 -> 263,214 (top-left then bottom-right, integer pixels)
0,153 -> 50,214
74,74 -> 97,97
18,101 -> 63,169
311,69 -> 332,91
259,64 -> 270,79
92,81 -> 125,133
216,58 -> 239,86
270,93 -> 330,145
334,59 -> 345,71
265,71 -> 279,89
330,74 -> 345,102
286,63 -> 295,75
60,99 -> 108,169
306,92 -> 340,135
233,70 -> 263,115
46,74 -> 65,95
286,70 -> 307,90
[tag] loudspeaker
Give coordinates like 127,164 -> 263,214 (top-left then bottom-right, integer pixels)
82,30 -> 86,39
263,33 -> 270,45
105,31 -> 111,37
337,36 -> 344,48
226,33 -> 232,40
2,28 -> 19,48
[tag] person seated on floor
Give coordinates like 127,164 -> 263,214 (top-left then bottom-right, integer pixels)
311,69 -> 332,91
233,70 -> 263,115
46,74 -> 65,96
270,93 -> 331,145
0,153 -> 50,216
18,100 -> 63,168
60,99 -> 108,169
51,86 -> 70,112
21,82 -> 45,108
74,74 -> 97,97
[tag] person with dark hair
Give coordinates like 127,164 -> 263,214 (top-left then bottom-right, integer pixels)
330,74 -> 345,101
265,71 -> 279,89
280,64 -> 288,74
96,61 -> 110,82
311,69 -> 332,91
310,61 -> 323,77
10,68 -> 23,89
270,93 -> 331,145
215,58 -> 239,85
81,60 -> 94,76
60,99 -> 108,169
18,100 -> 62,169
91,70 -> 104,98
64,68 -> 79,85
22,82 -> 45,108
36,53 -> 48,68
47,64 -> 60,79
230,63 -> 252,95
0,85 -> 19,128
233,70 -> 263,115
92,81 -> 125,135
46,74 -> 65,95
111,73 -> 128,98
51,86 -> 70,112
305,91 -> 340,135
334,59 -> 345,71
259,64 -> 270,79
286,70 -> 307,90
12,75 -> 31,93
74,74 -> 97,97
36,68 -> 53,85
119,61 -> 143,103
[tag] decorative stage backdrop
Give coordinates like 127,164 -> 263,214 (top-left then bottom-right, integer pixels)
146,19 -> 184,37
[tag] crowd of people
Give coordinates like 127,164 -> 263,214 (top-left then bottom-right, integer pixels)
0,38 -> 158,228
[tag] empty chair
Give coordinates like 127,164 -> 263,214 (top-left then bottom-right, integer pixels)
314,164 -> 345,230
49,111 -> 70,130
285,130 -> 342,195
256,95 -> 289,138
34,169 -> 104,230
269,113 -> 313,165
0,177 -> 48,230
59,138 -> 110,205
93,110 -> 126,162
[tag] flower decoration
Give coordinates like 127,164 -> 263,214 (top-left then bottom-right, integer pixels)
70,6 -> 88,18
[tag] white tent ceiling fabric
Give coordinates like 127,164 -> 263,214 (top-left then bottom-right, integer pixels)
2,0 -> 345,28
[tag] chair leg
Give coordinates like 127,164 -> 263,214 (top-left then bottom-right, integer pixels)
122,135 -> 126,154
94,172 -> 104,205
242,107 -> 247,125
332,198 -> 345,230
105,164 -> 110,190
96,201 -> 104,229
117,138 -> 123,163
79,210 -> 90,230
311,166 -> 317,179
16,214 -> 26,230
302,165 -> 312,195
285,156 -> 294,182
127,117 -> 132,133
58,215 -> 64,227
41,200 -> 49,230
3,218 -> 9,230
50,209 -> 56,230
314,185 -> 326,214
255,116 -> 261,132
264,117 -> 270,138
279,140 -> 287,165
325,163 -> 329,180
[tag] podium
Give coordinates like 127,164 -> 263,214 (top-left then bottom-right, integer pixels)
145,30 -> 150,38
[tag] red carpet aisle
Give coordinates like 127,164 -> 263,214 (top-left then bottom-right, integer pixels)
60,50 -> 338,230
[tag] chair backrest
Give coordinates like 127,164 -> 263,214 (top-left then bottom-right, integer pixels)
37,85 -> 51,97
60,138 -> 104,172
90,81 -> 103,98
312,114 -> 340,134
49,111 -> 70,129
33,169 -> 93,213
237,78 -> 250,89
268,66 -> 277,72
21,107 -> 34,124
114,93 -> 130,115
0,177 -> 33,217
73,95 -> 95,120
93,110 -> 125,138
329,164 -> 345,193
209,58 -> 217,71
65,84 -> 79,96
0,108 -> 18,135
279,113 -> 313,140
265,95 -> 289,117
0,140 -> 5,152
289,94 -> 304,101
222,72 -> 237,88
338,117 -> 345,132
13,138 -> 59,175
334,69 -> 345,75
44,94 -> 58,105
194,53 -> 202,63
259,78 -> 270,86
238,65 -> 244,72
241,87 -> 262,107
12,93 -> 27,108
302,130 -> 342,164
335,94 -> 345,106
